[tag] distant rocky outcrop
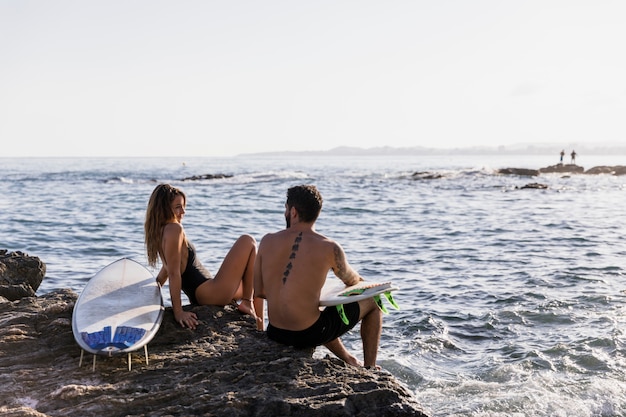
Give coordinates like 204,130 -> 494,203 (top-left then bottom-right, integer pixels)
498,164 -> 626,176
180,173 -> 233,181
0,281 -> 428,416
0,250 -> 46,301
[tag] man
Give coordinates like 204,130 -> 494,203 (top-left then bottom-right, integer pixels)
254,185 -> 382,368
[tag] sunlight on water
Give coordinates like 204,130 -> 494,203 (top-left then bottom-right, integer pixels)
1,155 -> 625,416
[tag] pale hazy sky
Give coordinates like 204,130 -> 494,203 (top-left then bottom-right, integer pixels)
1,1 -> 625,157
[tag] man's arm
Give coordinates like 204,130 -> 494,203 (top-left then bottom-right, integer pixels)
331,242 -> 363,287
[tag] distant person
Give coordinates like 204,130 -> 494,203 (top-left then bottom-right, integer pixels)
559,150 -> 565,164
571,150 -> 577,164
254,184 -> 383,368
145,183 -> 263,330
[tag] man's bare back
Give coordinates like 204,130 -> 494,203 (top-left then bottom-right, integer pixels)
255,226 -> 359,330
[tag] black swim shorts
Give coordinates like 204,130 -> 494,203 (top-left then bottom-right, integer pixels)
266,303 -> 360,348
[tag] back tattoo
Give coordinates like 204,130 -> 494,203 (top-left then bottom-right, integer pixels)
282,232 -> 303,284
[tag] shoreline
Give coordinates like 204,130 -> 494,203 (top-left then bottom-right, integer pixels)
0,288 -> 429,417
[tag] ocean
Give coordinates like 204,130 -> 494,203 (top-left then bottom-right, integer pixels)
1,154 -> 625,417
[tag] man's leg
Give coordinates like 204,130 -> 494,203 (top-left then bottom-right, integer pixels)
358,298 -> 382,368
324,338 -> 361,366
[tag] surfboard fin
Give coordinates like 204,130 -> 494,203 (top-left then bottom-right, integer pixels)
374,295 -> 389,313
336,304 -> 350,325
335,289 -> 399,325
113,326 -> 146,348
384,291 -> 400,310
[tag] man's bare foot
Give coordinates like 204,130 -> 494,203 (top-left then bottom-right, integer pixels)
342,354 -> 363,367
340,353 -> 381,369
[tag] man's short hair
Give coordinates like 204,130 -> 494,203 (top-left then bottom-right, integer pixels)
286,185 -> 323,223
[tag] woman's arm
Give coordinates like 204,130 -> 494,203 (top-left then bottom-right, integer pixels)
156,266 -> 168,286
162,223 -> 198,328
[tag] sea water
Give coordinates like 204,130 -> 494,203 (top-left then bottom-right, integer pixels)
1,154 -> 625,417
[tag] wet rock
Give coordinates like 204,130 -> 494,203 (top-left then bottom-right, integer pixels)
411,171 -> 443,180
497,168 -> 539,176
517,183 -> 548,190
0,290 -> 429,417
0,250 -> 46,301
180,173 -> 234,181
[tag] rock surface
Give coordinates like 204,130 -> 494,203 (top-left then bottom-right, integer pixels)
538,164 -> 585,174
0,250 -> 46,301
0,290 -> 428,417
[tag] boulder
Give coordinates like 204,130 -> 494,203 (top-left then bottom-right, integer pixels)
584,165 -> 626,175
0,290 -> 429,417
0,250 -> 46,301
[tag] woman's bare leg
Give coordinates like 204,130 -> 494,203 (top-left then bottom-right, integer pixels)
227,235 -> 263,328
196,235 -> 258,320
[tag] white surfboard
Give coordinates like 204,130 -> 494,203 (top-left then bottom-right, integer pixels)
320,281 -> 398,306
320,280 -> 399,325
72,258 -> 164,370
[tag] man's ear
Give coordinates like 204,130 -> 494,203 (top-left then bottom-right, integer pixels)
290,206 -> 298,219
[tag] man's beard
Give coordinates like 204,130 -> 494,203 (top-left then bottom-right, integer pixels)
285,214 -> 290,228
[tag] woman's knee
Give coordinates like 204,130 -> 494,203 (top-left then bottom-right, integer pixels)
236,234 -> 257,251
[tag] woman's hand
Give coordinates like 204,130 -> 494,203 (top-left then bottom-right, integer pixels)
174,310 -> 199,330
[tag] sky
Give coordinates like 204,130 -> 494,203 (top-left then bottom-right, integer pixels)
1,1 -> 625,157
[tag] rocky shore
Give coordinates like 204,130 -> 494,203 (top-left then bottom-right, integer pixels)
408,164 -> 625,190
497,163 -> 626,176
0,252 -> 428,417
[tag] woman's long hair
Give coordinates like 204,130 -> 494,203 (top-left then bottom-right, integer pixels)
144,184 -> 186,267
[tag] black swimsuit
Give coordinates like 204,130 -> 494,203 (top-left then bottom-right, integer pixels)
181,242 -> 212,304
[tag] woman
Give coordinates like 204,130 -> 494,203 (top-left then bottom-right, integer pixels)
145,183 -> 262,330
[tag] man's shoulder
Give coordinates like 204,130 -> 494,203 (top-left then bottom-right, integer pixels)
258,230 -> 285,248
260,229 -> 285,240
